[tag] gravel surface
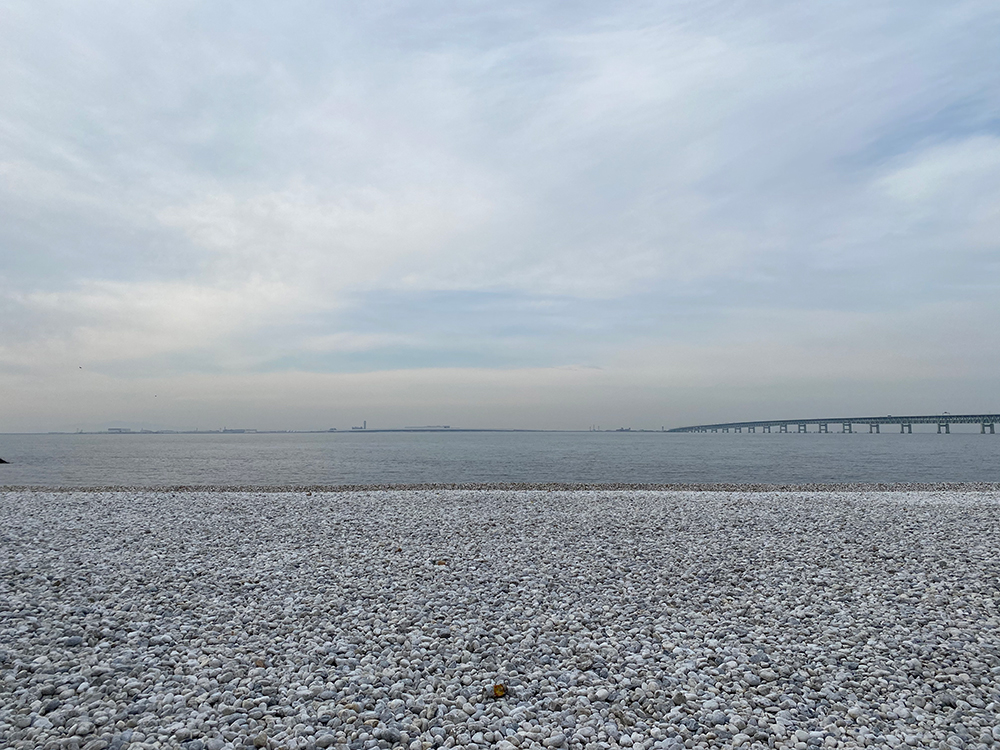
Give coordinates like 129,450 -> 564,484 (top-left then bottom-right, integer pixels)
1,489 -> 998,750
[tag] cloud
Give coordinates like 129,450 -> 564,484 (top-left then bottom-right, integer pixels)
1,1 -> 999,428
2,277 -> 295,373
156,180 -> 499,292
874,135 -> 1000,250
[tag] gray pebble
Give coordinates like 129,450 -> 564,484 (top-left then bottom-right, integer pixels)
0,488 -> 997,750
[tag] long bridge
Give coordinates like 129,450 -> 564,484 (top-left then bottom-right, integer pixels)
668,413 -> 1000,434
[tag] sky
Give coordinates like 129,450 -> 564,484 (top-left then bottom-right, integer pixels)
2,1 -> 999,432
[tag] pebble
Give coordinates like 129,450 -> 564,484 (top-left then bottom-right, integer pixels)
0,488 -> 999,750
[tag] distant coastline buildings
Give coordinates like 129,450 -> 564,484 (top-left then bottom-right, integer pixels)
94,413 -> 998,435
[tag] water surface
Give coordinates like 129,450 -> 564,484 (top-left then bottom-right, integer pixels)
1,430 -> 998,486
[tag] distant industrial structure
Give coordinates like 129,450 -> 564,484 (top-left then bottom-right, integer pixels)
668,413 -> 1000,434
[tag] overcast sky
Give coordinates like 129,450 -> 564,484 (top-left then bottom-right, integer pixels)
2,1 -> 999,431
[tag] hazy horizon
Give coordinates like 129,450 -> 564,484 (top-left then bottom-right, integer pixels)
3,2 -> 999,432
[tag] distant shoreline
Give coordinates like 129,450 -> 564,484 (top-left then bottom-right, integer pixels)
0,428 -> 646,434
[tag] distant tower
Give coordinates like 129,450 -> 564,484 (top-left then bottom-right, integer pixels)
364,420 -> 366,430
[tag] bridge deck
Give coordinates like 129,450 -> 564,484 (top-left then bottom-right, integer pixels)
668,413 -> 1000,432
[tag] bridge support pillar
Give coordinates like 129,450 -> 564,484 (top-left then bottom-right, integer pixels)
798,423 -> 807,433
983,422 -> 995,434
937,423 -> 950,434
843,423 -> 852,433
779,424 -> 788,433
818,423 -> 828,433
735,427 -> 741,433
748,426 -> 755,433
900,423 -> 912,434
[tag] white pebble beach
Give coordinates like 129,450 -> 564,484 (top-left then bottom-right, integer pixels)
1,489 -> 999,750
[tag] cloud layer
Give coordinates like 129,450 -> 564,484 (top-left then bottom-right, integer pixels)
2,1 -> 999,430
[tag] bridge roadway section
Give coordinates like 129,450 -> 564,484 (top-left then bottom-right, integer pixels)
668,413 -> 1000,434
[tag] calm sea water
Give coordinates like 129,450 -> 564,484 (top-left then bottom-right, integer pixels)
0,430 -> 998,486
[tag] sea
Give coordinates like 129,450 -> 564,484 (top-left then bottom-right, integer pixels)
0,430 -> 998,486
